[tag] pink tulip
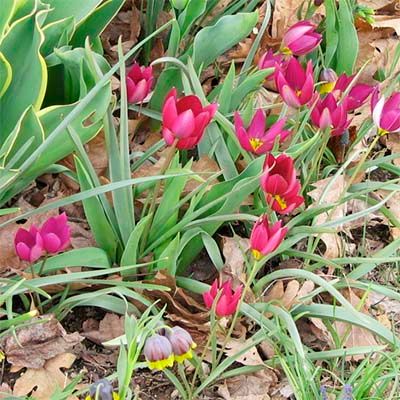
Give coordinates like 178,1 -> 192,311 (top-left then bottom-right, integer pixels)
40,213 -> 71,254
258,50 -> 285,80
14,225 -> 44,263
203,279 -> 242,317
162,88 -> 218,150
311,93 -> 351,136
234,110 -> 290,155
260,153 -> 304,215
371,90 -> 400,135
333,74 -> 374,111
281,20 -> 322,56
275,57 -> 315,108
250,215 -> 287,260
126,63 -> 154,104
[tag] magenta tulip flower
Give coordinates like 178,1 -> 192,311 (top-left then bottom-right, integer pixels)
260,153 -> 304,215
275,57 -> 315,108
126,63 -> 154,104
234,110 -> 290,154
311,93 -> 351,136
14,225 -> 44,263
250,215 -> 287,260
281,20 -> 322,56
203,279 -> 242,317
40,213 -> 71,254
371,90 -> 400,135
162,88 -> 218,150
333,74 -> 374,111
258,49 -> 285,80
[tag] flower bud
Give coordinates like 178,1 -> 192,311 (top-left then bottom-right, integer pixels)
87,379 -> 118,400
143,334 -> 174,370
166,326 -> 197,363
319,68 -> 338,94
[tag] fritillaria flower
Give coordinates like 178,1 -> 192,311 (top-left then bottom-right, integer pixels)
165,326 -> 197,363
143,334 -> 174,371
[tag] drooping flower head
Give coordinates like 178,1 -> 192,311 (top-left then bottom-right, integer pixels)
250,215 -> 287,260
371,89 -> 400,135
126,63 -> 154,104
165,326 -> 197,363
162,88 -> 218,150
86,379 -> 119,400
14,225 -> 44,263
40,212 -> 71,254
275,58 -> 315,108
319,68 -> 338,94
281,20 -> 322,56
311,93 -> 351,136
143,334 -> 174,371
333,74 -> 374,111
234,110 -> 290,155
260,153 -> 304,215
203,279 -> 242,317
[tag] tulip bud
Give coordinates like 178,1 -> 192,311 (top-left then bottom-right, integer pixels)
170,0 -> 188,10
319,68 -> 337,94
40,212 -> 71,254
165,326 -> 197,363
281,21 -> 322,56
372,92 -> 400,135
126,63 -> 154,104
143,334 -> 174,370
14,225 -> 44,263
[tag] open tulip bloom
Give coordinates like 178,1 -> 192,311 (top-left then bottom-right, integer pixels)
234,110 -> 290,154
261,153 -> 304,215
311,93 -> 351,136
40,212 -> 71,254
371,91 -> 400,135
275,57 -> 315,108
14,225 -> 44,263
258,49 -> 285,80
162,88 -> 218,150
126,62 -> 154,104
281,20 -> 322,56
250,215 -> 287,260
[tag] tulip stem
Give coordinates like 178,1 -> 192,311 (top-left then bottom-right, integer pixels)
140,139 -> 179,256
37,255 -> 48,277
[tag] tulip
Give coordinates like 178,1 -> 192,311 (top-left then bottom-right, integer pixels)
281,20 -> 322,56
165,326 -> 197,363
371,90 -> 400,135
87,379 -> 118,400
275,57 -> 315,108
14,225 -> 44,263
333,74 -> 374,111
126,62 -> 154,104
203,279 -> 242,317
311,93 -> 350,136
162,88 -> 218,150
143,334 -> 174,370
234,110 -> 290,155
250,215 -> 288,260
260,153 -> 304,214
40,212 -> 71,254
257,50 -> 285,80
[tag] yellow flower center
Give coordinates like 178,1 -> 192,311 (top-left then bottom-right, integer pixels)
378,127 -> 389,136
296,89 -> 302,97
319,81 -> 335,94
274,194 -> 287,210
281,46 -> 292,55
175,349 -> 193,363
147,354 -> 174,370
249,138 -> 264,151
252,249 -> 262,260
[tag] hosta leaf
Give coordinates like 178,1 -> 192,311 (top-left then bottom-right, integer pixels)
0,0 -> 15,40
41,16 -> 75,56
0,52 -> 12,98
0,5 -> 47,141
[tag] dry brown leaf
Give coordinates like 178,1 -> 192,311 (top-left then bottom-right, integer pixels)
0,384 -> 12,399
370,292 -> 400,314
13,353 -> 78,400
386,132 -> 400,166
271,0 -> 305,39
220,235 -> 250,285
334,289 -> 378,359
224,338 -> 264,366
372,15 -> 400,34
308,175 -> 346,259
1,315 -> 82,369
359,0 -> 398,10
217,369 -> 278,400
82,313 -> 125,345
184,155 -> 220,194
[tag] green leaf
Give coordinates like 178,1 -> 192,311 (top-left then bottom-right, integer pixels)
218,61 -> 235,115
70,0 -> 125,47
193,11 -> 258,68
324,0 -> 339,68
41,16 -> 75,56
75,156 -> 118,261
0,0 -> 15,40
156,234 -> 180,273
335,0 -> 358,74
42,0 -> 102,24
178,0 -> 206,38
0,52 -> 12,98
0,6 -> 47,141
